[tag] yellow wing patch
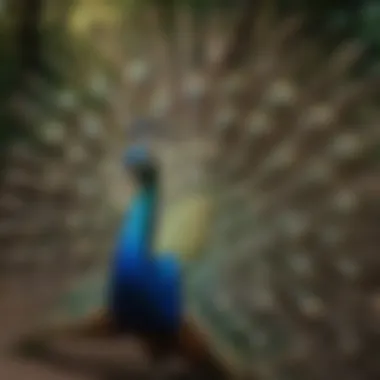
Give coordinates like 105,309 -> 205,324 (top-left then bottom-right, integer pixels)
155,194 -> 214,262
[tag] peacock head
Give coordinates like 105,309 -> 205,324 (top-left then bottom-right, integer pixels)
123,145 -> 158,185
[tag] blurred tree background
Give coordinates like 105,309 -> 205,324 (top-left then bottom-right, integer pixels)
0,0 -> 379,165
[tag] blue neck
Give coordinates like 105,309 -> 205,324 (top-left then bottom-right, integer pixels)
109,177 -> 182,333
113,182 -> 158,263
109,179 -> 160,329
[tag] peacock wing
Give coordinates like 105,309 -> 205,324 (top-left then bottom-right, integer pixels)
14,270 -> 110,358
154,193 -> 214,263
43,270 -> 109,330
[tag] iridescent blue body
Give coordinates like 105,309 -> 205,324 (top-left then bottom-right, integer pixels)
108,146 -> 182,335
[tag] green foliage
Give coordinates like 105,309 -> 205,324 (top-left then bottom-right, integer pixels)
359,0 -> 380,73
361,0 -> 380,45
123,0 -> 236,11
0,13 -> 26,162
0,1 -> 70,172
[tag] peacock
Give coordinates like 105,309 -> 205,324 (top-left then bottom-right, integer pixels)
1,2 -> 379,379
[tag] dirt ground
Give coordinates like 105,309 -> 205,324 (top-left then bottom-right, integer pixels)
0,280 -> 226,380
0,318 -> 213,380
